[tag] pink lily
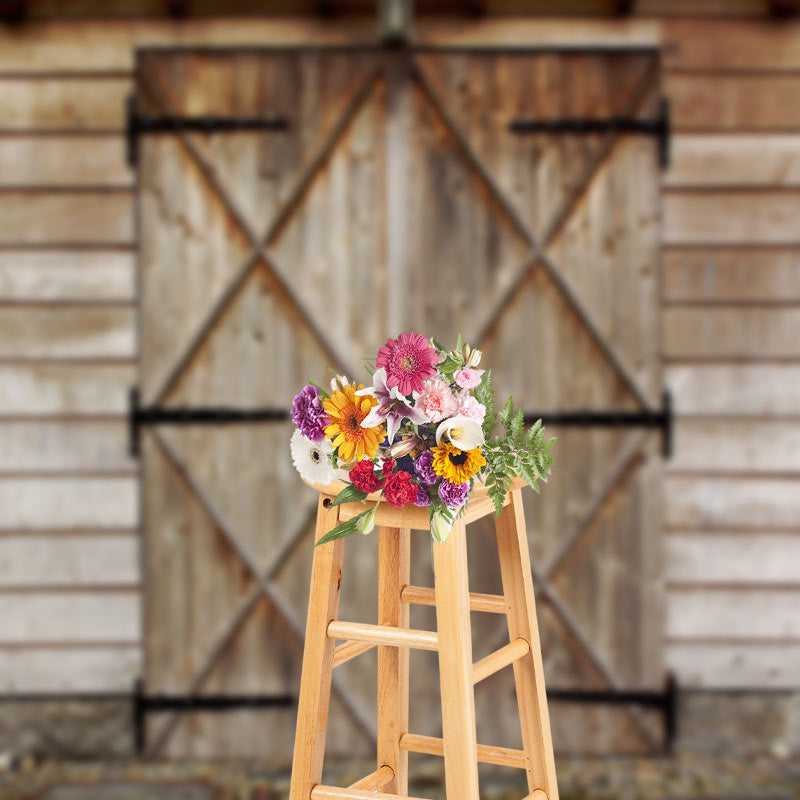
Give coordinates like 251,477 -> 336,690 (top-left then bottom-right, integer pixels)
356,367 -> 428,444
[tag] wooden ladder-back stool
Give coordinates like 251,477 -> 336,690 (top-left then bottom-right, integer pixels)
290,478 -> 559,800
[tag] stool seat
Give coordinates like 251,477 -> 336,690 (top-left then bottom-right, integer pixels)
289,482 -> 559,800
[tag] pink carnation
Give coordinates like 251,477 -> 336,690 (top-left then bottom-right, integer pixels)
454,367 -> 483,389
457,392 -> 486,424
416,378 -> 458,423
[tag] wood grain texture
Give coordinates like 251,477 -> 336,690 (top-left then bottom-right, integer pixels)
665,477 -> 800,529
666,73 -> 800,131
495,490 -> 559,800
0,307 -> 135,358
0,136 -> 131,187
666,364 -> 800,415
0,192 -> 133,244
665,136 -> 800,188
0,645 -> 141,693
666,532 -> 800,585
0,477 -> 137,528
289,497 -> 344,800
663,248 -> 800,301
433,519 -> 480,800
664,307 -> 800,359
377,526 -> 410,796
0,534 -> 138,586
0,363 -> 135,415
0,77 -> 131,131
664,192 -> 800,245
0,250 -> 135,301
666,643 -> 800,688
0,591 -> 140,643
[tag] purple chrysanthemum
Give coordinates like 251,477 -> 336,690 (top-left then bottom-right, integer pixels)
438,479 -> 469,509
414,450 -> 437,485
414,484 -> 432,507
292,384 -> 329,443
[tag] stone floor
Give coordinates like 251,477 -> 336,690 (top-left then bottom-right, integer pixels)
1,755 -> 799,800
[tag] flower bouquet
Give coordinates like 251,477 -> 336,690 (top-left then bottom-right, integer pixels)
290,332 -> 556,545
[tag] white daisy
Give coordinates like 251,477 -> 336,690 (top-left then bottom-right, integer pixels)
290,429 -> 336,485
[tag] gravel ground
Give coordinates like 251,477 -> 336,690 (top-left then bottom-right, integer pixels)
1,755 -> 799,800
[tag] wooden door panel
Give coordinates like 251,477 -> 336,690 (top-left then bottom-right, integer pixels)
139,46 -> 662,758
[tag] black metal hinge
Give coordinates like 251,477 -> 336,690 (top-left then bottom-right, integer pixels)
126,96 -> 289,167
509,96 -> 671,168
129,388 -> 673,459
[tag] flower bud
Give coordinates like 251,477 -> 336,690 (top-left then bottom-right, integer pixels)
330,374 -> 350,393
356,507 -> 376,536
467,348 -> 482,368
430,511 -> 453,544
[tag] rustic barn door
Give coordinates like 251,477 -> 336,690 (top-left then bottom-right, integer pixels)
136,45 -> 662,759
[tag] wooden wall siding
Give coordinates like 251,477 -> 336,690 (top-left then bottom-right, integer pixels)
0,14 -> 798,701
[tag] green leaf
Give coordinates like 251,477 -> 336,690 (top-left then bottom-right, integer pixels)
331,484 -> 369,507
500,396 -> 514,428
315,511 -> 373,546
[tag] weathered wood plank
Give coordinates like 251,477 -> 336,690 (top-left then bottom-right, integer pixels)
0,363 -> 135,414
664,308 -> 800,359
0,421 -> 133,472
667,364 -> 800,415
0,591 -> 140,643
0,136 -> 131,187
0,478 -> 138,528
666,532 -> 800,585
671,420 -> 800,474
666,74 -> 800,131
663,19 -> 800,71
0,645 -> 141,692
663,247 -> 800,301
0,534 -> 138,586
665,476 -> 800,529
667,589 -> 800,639
664,192 -> 800,245
0,307 -> 135,358
665,135 -> 800,188
667,643 -> 800,688
0,78 -> 131,131
0,192 -> 133,244
0,250 -> 135,301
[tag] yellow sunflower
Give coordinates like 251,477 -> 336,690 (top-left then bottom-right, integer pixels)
431,442 -> 486,484
323,383 -> 383,463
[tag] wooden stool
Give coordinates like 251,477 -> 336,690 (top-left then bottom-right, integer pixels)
290,479 -> 559,800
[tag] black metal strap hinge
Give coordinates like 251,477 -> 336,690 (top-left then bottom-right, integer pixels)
126,96 -> 289,167
509,96 -> 671,168
129,388 -> 673,459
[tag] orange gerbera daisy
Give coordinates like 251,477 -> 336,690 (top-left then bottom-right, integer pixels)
323,383 -> 384,463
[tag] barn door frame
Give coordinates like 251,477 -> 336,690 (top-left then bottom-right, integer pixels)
132,43 -> 675,756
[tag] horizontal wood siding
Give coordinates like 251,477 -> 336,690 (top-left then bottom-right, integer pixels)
663,18 -> 800,688
0,15 -> 796,694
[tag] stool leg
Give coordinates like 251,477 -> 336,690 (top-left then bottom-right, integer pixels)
495,489 -> 559,800
290,496 -> 345,800
377,526 -> 411,794
433,519 -> 480,800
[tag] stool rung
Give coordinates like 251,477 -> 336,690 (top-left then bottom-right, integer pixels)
332,639 -> 376,668
399,732 -> 527,769
524,791 -> 548,800
473,637 -> 530,684
400,584 -> 507,614
311,786 -> 431,800
327,620 -> 438,651
348,765 -> 394,791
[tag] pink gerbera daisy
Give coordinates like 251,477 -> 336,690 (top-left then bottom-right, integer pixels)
376,331 -> 438,395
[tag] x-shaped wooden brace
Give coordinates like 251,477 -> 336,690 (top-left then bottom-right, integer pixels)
136,61 -> 385,754
411,55 -> 663,749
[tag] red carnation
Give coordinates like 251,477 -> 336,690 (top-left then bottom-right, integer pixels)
383,470 -> 418,509
349,459 -> 384,493
381,458 -> 396,479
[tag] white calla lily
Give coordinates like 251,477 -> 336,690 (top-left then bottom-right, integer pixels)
435,415 -> 484,451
